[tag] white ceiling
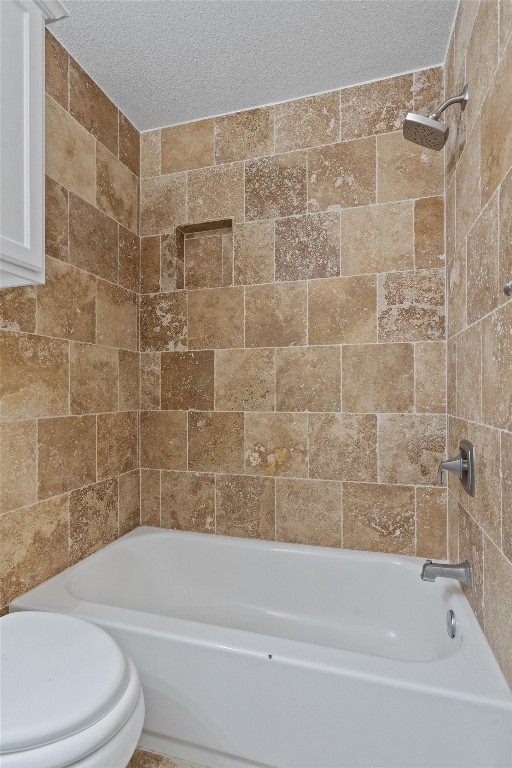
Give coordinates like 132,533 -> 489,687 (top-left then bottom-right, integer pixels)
50,0 -> 458,132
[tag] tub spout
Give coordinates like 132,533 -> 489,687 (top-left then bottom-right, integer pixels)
421,560 -> 473,588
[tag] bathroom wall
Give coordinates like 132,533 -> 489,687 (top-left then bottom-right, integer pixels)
138,66 -> 449,559
444,0 -> 512,686
0,32 -> 141,612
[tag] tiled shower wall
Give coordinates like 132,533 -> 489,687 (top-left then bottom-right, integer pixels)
138,67 -> 449,558
444,0 -> 512,685
0,33 -> 140,612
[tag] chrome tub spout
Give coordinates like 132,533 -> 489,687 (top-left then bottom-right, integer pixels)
421,560 -> 473,588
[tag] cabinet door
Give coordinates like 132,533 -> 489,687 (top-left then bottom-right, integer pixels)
0,0 -> 45,287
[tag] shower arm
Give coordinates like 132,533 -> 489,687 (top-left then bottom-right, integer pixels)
430,86 -> 469,120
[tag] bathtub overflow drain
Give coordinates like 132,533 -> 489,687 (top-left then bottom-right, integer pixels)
446,609 -> 456,639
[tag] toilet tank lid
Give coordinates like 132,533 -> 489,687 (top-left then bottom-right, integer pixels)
0,611 -> 130,754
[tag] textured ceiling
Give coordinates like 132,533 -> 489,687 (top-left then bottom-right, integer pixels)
51,0 -> 458,132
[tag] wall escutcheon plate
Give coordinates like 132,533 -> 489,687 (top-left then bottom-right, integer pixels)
459,439 -> 476,497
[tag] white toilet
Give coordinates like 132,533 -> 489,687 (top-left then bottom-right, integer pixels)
0,612 -> 145,768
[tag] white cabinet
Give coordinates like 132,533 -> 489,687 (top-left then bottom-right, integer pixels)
0,0 -> 67,288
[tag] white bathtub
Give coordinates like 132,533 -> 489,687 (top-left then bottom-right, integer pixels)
11,527 -> 512,768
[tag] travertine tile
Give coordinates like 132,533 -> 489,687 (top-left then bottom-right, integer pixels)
188,412 -> 244,473
140,469 -> 160,526
140,352 -> 161,410
378,269 -> 445,342
0,421 -> 37,513
458,506 -> 484,627
129,748 -> 202,768
69,193 -> 118,281
447,243 -> 467,338
96,280 -> 137,351
245,412 -> 307,477
140,174 -> 187,236
184,233 -> 223,289
188,163 -> 244,223
45,176 -> 69,262
245,153 -> 307,220
161,472 -> 215,533
343,483 -> 415,555
453,1 -> 479,80
215,108 -> 273,163
376,132 -> 443,202
45,95 -> 95,205
216,475 -> 275,539
97,412 -> 138,480
45,31 -> 68,110
413,66 -> 444,115
342,344 -> 414,413
415,342 -> 446,414
161,351 -> 214,410
275,213 -> 340,281
340,202 -> 414,275
221,232 -> 234,286
119,350 -> 140,411
233,221 -> 274,286
378,414 -> 445,485
456,325 -> 481,423
447,492 -> 460,562
309,413 -> 377,482
0,332 -> 69,421
467,422 -> 502,543
276,346 -> 341,412
38,415 -> 96,498
140,411 -> 187,470
140,292 -> 187,352
502,431 -> 512,561
0,496 -> 69,605
96,143 -> 138,233
308,275 -> 377,345
275,92 -> 339,152
36,257 -> 96,343
445,175 -> 456,262
276,478 -> 341,547
119,113 -> 140,176
69,58 -> 118,155
447,337 -> 457,417
414,197 -> 445,269
416,487 -> 447,559
308,138 -> 376,211
140,130 -> 161,178
483,538 -> 512,687
340,74 -> 413,140
500,0 -> 512,54
455,120 -> 481,246
468,194 -> 501,324
70,479 -> 118,564
245,282 -> 307,347
118,471 -> 140,536
0,287 -> 36,334
215,348 -> 275,411
162,119 -> 214,173
118,226 -> 140,293
188,287 -> 244,349
161,233 -> 185,292
140,237 -> 161,294
70,343 -> 118,414
465,0 -> 499,131
499,168 -> 512,304
482,303 -> 512,430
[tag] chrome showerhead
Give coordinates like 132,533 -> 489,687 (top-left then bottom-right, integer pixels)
403,84 -> 469,151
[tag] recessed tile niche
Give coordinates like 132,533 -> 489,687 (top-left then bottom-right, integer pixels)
176,219 -> 233,291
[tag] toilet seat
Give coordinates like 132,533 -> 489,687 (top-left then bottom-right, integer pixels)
0,612 -> 144,768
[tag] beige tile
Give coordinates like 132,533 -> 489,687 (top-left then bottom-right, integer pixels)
70,479 -> 118,564
161,472 -> 215,533
499,168 -> 512,303
447,243 -> 467,338
140,292 -> 187,352
118,471 -> 140,536
140,352 -> 161,410
45,95 -> 95,205
119,350 -> 140,411
445,175 -> 456,262
378,269 -> 445,342
343,483 -> 415,555
245,282 -> 307,348
140,237 -> 161,294
456,325 -> 482,423
416,487 -> 447,559
309,413 -> 377,482
70,342 -> 118,414
0,287 -> 36,334
140,130 -> 161,178
140,174 -> 187,236
233,221 -> 274,286
245,152 -> 307,220
245,412 -> 307,477
447,492 -> 460,562
140,411 -> 187,470
414,196 -> 445,269
96,280 -> 137,351
45,176 -> 69,261
45,31 -> 68,110
96,143 -> 138,233
69,58 -> 118,155
308,275 -> 377,345
189,411 -> 244,473
500,0 -> 512,54
37,257 -> 96,343
161,351 -> 214,410
129,747 -> 204,768
482,302 -> 512,430
69,193 -> 118,281
38,415 -> 96,498
215,108 -> 273,163
275,213 -> 340,281
467,195 -> 501,323
340,74 -> 413,140
188,286 -> 244,350
119,113 -> 140,177
276,478 -> 341,547
0,496 -> 69,605
341,202 -> 414,275
458,506 -> 484,628
413,67 -> 444,115
216,475 -> 275,539
342,343 -> 414,413
215,348 -> 275,411
140,469 -> 160,526
503,431 -> 512,561
184,233 -> 223,289
275,92 -> 339,152
188,163 -> 244,223
97,411 -> 138,480
118,226 -> 140,293
377,132 -> 444,202
162,119 -> 214,173
415,342 -> 446,414
378,414 -> 445,485
161,233 -> 185,292
484,537 -> 512,688
0,332 -> 69,421
456,120 -> 482,246
276,347 -> 341,412
465,0 -> 499,131
467,422 -> 502,543
453,1 -> 479,80
0,421 -> 37,513
308,138 -> 376,211
447,337 -> 457,417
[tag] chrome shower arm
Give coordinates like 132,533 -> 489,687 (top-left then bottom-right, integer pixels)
430,86 -> 469,120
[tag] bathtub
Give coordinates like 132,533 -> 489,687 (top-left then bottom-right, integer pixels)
11,527 -> 512,768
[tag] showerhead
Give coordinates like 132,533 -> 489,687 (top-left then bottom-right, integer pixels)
402,84 -> 469,151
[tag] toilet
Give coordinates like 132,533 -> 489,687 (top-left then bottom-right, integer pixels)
0,611 -> 145,768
